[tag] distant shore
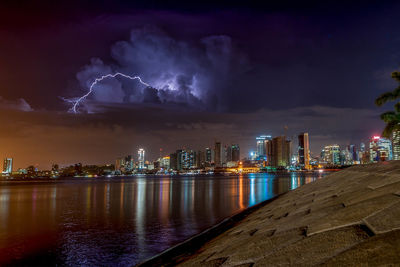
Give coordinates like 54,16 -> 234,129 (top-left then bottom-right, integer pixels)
0,169 -> 341,183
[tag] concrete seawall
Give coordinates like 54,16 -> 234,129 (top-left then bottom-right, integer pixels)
139,161 -> 400,266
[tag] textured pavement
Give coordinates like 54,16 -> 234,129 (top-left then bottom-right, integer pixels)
179,161 -> 400,266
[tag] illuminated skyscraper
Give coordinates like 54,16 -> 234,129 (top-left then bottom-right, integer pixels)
138,148 -> 145,169
322,145 -> 340,165
370,136 -> 392,162
205,147 -> 213,164
226,144 -> 240,162
176,149 -> 197,170
169,152 -> 178,170
256,135 -> 272,159
231,144 -> 240,162
349,144 -> 358,163
124,155 -> 134,172
196,150 -> 205,168
271,136 -> 291,167
392,130 -> 400,160
115,157 -> 125,171
214,141 -> 221,167
298,133 -> 310,170
3,158 -> 12,174
161,156 -> 170,169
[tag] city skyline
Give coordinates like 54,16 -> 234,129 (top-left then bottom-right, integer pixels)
4,131 -> 396,173
0,129 -> 393,170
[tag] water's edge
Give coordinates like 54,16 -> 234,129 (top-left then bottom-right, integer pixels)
136,193 -> 286,267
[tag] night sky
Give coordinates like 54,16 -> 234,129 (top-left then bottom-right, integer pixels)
0,0 -> 399,169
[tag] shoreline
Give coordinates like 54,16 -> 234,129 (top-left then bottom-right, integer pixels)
175,161 -> 400,266
0,168 -> 341,182
136,193 -> 285,267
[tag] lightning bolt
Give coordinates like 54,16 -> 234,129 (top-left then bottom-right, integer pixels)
70,72 -> 151,113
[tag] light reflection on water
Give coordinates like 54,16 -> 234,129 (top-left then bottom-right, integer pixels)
0,172 -> 326,266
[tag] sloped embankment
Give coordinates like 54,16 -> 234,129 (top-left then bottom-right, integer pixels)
179,161 -> 400,266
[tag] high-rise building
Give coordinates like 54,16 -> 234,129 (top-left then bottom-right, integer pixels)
231,144 -> 240,162
214,141 -> 221,167
392,130 -> 400,160
256,135 -> 272,159
358,142 -> 367,164
115,157 -> 124,171
370,136 -> 392,162
222,145 -> 228,165
176,149 -> 197,170
124,155 -> 134,172
226,145 -> 232,162
226,144 -> 240,162
340,147 -> 353,165
271,136 -> 291,167
138,148 -> 145,169
169,152 -> 178,170
205,147 -> 213,165
3,158 -> 13,174
349,144 -> 358,163
321,145 -> 341,165
360,143 -> 365,152
265,140 -> 273,166
196,150 -> 205,168
160,156 -> 170,169
298,133 -> 310,170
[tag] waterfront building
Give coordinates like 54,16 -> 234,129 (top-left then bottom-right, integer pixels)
358,143 -> 366,164
298,133 -> 310,170
340,148 -> 353,165
322,145 -> 340,165
392,130 -> 400,160
124,155 -> 134,172
249,151 -> 257,161
271,136 -> 291,167
17,168 -> 27,175
2,158 -> 13,174
176,149 -> 197,170
226,144 -> 240,162
360,142 -> 365,152
196,150 -> 205,168
226,145 -> 232,162
347,144 -> 359,164
214,141 -> 222,167
370,136 -> 393,162
231,144 -> 240,162
115,157 -> 124,171
138,148 -> 145,169
116,155 -> 135,172
169,152 -> 178,170
160,156 -> 170,169
147,164 -> 154,170
226,161 -> 238,167
256,135 -> 272,159
222,145 -> 228,165
205,147 -> 213,165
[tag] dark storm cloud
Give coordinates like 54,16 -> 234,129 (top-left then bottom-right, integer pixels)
72,26 -> 248,113
0,97 -> 33,112
1,1 -> 399,112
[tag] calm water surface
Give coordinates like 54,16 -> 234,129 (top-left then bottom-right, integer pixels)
0,172 -> 327,265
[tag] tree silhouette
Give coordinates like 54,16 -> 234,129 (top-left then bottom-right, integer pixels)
375,71 -> 400,137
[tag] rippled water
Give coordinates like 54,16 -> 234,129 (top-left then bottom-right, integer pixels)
0,172 -> 327,265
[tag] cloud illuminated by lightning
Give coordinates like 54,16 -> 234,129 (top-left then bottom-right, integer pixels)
70,72 -> 151,113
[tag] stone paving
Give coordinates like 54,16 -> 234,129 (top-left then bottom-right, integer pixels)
179,161 -> 400,266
